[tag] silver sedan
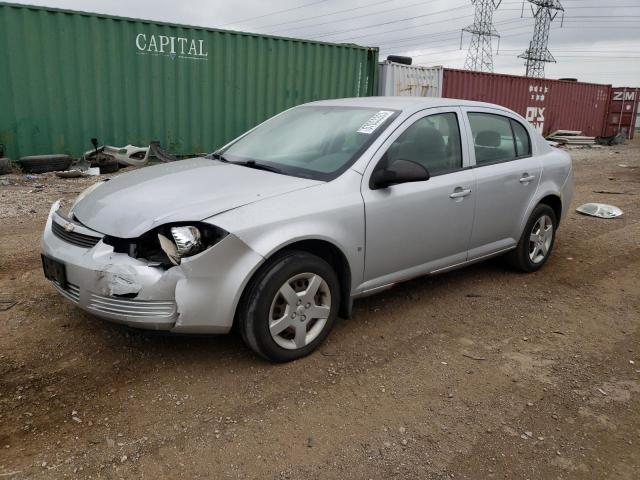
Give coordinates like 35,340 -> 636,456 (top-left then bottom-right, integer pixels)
41,97 -> 573,362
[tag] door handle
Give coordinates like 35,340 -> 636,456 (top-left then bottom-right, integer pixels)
449,187 -> 472,199
519,174 -> 536,183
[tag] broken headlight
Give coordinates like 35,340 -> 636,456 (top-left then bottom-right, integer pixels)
158,226 -> 206,265
104,223 -> 227,268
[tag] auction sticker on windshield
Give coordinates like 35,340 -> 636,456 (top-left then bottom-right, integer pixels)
357,110 -> 394,134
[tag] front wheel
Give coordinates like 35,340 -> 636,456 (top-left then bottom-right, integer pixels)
237,251 -> 340,362
507,204 -> 557,272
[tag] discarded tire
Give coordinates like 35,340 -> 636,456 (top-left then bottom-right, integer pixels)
94,153 -> 119,174
17,154 -> 73,174
387,55 -> 412,65
0,157 -> 12,175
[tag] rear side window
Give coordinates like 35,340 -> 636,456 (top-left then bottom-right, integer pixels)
468,113 -> 517,165
384,112 -> 463,176
510,119 -> 531,157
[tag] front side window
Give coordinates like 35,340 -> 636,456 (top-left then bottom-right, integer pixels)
468,113 -> 518,165
220,106 -> 399,181
382,112 -> 463,176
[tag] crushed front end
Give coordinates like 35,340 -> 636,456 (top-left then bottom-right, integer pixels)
41,200 -> 263,333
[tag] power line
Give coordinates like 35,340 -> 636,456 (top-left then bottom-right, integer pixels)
219,0 -> 331,27
308,3 -> 472,39
258,0 -> 401,32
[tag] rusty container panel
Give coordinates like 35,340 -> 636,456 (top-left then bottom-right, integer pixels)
0,2 -> 378,159
604,87 -> 639,140
442,69 -> 611,137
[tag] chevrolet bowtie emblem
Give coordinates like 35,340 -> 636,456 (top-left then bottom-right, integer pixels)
64,222 -> 75,232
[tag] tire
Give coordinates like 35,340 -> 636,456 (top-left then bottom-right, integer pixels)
237,251 -> 340,362
0,158 -> 11,175
387,55 -> 412,65
18,154 -> 72,174
506,204 -> 557,272
99,160 -> 119,174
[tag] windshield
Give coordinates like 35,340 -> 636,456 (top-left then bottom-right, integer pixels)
219,106 -> 399,181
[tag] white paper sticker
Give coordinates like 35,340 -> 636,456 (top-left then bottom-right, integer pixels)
357,110 -> 394,134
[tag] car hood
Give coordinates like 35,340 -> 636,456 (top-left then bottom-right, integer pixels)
72,158 -> 322,238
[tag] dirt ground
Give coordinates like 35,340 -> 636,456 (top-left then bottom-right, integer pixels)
0,140 -> 639,480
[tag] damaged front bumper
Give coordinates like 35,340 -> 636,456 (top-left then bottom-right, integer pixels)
41,201 -> 264,333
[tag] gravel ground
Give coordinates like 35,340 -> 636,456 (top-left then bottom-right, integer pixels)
0,141 -> 639,479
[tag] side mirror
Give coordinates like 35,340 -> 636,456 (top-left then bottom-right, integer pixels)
370,159 -> 430,190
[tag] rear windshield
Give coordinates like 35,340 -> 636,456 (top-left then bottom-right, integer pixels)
220,106 -> 399,181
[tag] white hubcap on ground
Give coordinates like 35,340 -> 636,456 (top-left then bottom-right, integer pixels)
529,215 -> 553,264
268,273 -> 331,350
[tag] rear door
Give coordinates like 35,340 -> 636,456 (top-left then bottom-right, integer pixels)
461,108 -> 541,259
360,108 -> 476,291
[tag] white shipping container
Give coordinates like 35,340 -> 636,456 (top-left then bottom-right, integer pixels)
378,62 -> 443,97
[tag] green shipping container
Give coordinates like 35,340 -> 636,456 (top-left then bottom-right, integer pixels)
0,2 -> 379,159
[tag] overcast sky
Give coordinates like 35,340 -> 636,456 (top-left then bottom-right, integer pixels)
10,0 -> 640,85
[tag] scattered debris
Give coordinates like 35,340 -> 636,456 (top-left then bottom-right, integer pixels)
55,167 -> 100,178
597,388 -> 608,396
576,203 -> 623,219
0,299 -> 17,311
551,330 -> 566,336
462,353 -> 487,361
55,170 -> 83,178
593,190 -> 631,195
546,130 -> 595,146
595,133 -> 626,146
465,293 -> 483,298
149,141 -> 177,163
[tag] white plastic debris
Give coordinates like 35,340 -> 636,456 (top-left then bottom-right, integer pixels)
576,203 -> 623,219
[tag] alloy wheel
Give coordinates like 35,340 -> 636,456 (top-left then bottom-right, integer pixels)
528,214 -> 553,264
268,272 -> 332,350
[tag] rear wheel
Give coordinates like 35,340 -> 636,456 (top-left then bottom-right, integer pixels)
507,204 -> 557,272
238,251 -> 340,362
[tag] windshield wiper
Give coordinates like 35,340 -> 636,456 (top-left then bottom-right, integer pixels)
231,160 -> 284,174
208,152 -> 230,162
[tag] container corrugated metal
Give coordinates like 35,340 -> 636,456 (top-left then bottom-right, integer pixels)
442,69 -> 611,137
378,62 -> 443,97
0,3 -> 378,159
604,87 -> 639,140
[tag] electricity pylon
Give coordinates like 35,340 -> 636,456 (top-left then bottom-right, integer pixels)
461,0 -> 502,72
519,0 -> 564,78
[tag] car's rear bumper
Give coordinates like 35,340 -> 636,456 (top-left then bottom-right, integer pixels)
41,200 -> 264,333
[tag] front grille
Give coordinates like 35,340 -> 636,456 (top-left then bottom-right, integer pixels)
87,293 -> 176,318
52,221 -> 102,248
52,281 -> 80,303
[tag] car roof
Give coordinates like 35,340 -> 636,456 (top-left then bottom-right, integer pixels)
307,96 -> 515,115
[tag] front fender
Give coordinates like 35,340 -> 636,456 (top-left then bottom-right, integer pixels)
208,170 -> 366,292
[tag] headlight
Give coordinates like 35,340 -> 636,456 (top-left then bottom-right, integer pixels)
157,224 -> 226,265
171,226 -> 202,256
104,222 -> 227,268
70,181 -> 105,212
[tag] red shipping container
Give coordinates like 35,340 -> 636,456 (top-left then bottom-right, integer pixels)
442,69 -> 611,137
604,87 -> 639,140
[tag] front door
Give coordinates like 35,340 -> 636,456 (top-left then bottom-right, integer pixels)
360,108 -> 476,291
